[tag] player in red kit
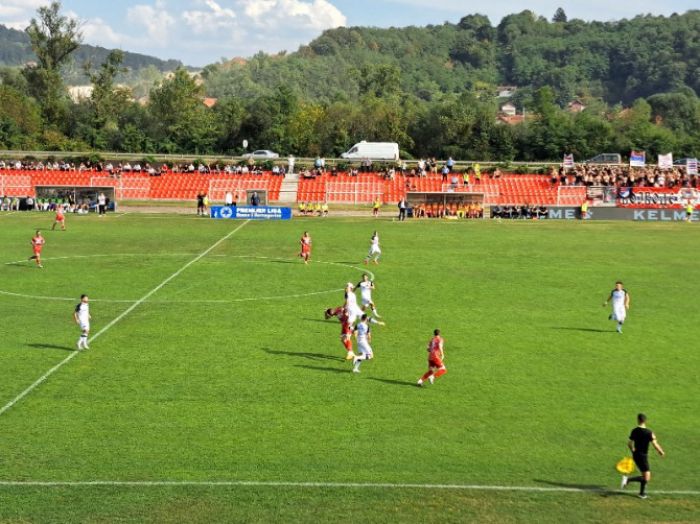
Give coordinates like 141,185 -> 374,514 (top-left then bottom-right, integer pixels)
299,231 -> 311,264
51,206 -> 66,231
324,305 -> 356,360
338,307 -> 357,360
417,329 -> 447,386
29,230 -> 45,268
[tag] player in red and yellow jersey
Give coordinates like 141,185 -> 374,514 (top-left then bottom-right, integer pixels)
29,230 -> 45,268
417,329 -> 447,386
299,231 -> 312,264
51,206 -> 66,231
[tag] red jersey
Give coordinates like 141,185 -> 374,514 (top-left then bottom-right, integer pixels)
339,310 -> 352,335
300,235 -> 311,253
428,336 -> 444,359
31,235 -> 45,251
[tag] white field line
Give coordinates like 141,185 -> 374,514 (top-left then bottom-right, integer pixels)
0,480 -> 696,496
0,220 -> 250,418
1,254 -> 369,304
0,211 -> 17,217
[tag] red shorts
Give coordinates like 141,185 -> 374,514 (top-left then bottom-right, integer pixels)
56,216 -> 64,222
301,246 -> 310,254
429,358 -> 444,369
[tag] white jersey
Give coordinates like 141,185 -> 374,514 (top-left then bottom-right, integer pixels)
358,280 -> 374,305
75,302 -> 90,327
355,321 -> 370,343
345,290 -> 363,323
368,234 -> 381,254
345,290 -> 361,313
610,289 -> 627,321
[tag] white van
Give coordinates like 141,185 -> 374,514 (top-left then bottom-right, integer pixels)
341,141 -> 399,161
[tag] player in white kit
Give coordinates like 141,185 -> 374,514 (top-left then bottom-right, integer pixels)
356,273 -> 381,318
74,294 -> 91,349
364,231 -> 381,265
352,315 -> 373,373
604,281 -> 630,334
344,282 -> 364,324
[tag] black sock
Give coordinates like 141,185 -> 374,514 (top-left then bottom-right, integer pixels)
628,476 -> 643,483
640,480 -> 647,495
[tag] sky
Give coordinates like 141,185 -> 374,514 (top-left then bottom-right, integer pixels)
0,1 -> 696,67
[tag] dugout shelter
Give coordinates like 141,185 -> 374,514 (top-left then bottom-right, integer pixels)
406,191 -> 486,218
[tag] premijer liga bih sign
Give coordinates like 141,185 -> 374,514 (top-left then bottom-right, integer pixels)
210,206 -> 292,220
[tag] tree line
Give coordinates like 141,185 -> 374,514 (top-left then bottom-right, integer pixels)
0,2 -> 699,161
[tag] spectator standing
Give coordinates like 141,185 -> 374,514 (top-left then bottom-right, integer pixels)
97,192 -> 107,216
398,198 -> 407,221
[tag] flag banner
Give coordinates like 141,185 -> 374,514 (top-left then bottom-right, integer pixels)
687,158 -> 698,175
616,187 -> 699,208
563,154 -> 574,170
630,151 -> 646,167
658,153 -> 673,169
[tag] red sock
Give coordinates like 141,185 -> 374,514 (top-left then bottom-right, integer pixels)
434,368 -> 447,379
420,371 -> 432,381
343,339 -> 352,351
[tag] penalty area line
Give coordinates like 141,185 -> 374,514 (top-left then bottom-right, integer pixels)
0,480 -> 696,496
0,220 -> 250,418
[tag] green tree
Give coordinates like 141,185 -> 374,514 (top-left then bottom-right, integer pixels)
553,8 -> 568,23
148,68 -> 217,153
85,50 -> 129,130
23,1 -> 82,126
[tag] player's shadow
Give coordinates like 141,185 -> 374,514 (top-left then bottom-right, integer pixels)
27,343 -> 75,352
303,318 -> 335,324
262,348 -> 343,362
295,364 -> 348,374
533,479 -> 629,498
551,327 -> 611,334
366,377 -> 417,388
267,260 -> 299,265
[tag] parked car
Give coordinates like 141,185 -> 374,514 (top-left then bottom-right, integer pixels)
341,141 -> 400,161
243,150 -> 280,159
583,153 -> 622,164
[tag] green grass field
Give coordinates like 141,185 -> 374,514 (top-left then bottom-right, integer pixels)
0,212 -> 698,523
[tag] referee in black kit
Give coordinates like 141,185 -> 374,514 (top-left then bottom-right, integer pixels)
621,413 -> 665,499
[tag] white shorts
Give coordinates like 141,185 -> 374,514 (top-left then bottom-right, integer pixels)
347,306 -> 363,324
79,321 -> 90,332
361,296 -> 373,307
368,246 -> 381,256
611,306 -> 626,323
357,340 -> 373,357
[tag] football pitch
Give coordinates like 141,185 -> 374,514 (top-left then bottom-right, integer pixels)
0,212 -> 698,523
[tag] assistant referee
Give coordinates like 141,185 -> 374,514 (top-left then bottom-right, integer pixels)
621,413 -> 665,499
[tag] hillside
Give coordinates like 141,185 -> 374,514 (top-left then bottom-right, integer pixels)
202,10 -> 700,106
0,24 -> 183,72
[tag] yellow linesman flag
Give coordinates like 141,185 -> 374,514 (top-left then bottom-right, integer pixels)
615,457 -> 635,475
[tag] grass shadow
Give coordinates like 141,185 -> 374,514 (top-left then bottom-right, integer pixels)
27,343 -> 75,352
267,260 -> 301,265
533,479 -> 630,498
551,327 -> 612,334
263,348 -> 343,362
366,377 -> 418,388
295,364 -> 348,374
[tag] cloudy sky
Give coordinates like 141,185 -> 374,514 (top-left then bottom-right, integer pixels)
0,1 -> 696,66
